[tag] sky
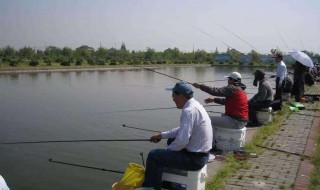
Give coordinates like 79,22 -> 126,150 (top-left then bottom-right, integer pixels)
0,0 -> 319,54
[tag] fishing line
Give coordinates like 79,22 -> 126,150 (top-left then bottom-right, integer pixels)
48,158 -> 125,174
92,104 -> 223,115
0,139 -> 151,145
122,124 -> 160,133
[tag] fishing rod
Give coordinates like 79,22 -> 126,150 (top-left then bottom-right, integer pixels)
273,26 -> 290,51
92,104 -> 223,114
0,139 -> 151,145
210,19 -> 260,53
123,124 -> 160,133
48,158 -> 125,174
207,111 -> 223,114
209,19 -> 268,67
134,65 -> 192,84
255,145 -> 310,159
190,24 -> 236,51
197,77 -> 252,83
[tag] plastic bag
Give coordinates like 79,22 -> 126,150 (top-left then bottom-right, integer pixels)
112,163 -> 145,190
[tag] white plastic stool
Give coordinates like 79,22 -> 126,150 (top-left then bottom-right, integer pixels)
161,164 -> 207,190
256,107 -> 273,125
215,127 -> 246,151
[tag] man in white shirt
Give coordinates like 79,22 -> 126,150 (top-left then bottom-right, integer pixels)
273,53 -> 287,103
141,81 -> 213,190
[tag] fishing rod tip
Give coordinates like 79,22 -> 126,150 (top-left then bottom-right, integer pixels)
122,124 -> 126,127
48,158 -> 52,161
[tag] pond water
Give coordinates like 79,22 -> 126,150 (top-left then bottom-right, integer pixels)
0,66 -> 275,190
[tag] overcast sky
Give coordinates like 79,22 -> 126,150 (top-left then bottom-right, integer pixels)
1,0 -> 319,54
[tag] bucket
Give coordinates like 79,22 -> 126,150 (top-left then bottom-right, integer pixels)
112,163 -> 145,190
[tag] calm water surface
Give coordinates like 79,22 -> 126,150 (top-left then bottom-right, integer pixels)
0,66 -> 275,190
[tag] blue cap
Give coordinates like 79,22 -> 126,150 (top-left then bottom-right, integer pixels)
166,81 -> 193,96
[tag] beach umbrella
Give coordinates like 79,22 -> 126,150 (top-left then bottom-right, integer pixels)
289,51 -> 314,68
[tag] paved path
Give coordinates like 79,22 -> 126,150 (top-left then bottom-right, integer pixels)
220,103 -> 319,190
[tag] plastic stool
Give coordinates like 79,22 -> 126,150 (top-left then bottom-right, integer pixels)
256,107 -> 273,124
215,127 -> 246,151
161,164 -> 207,190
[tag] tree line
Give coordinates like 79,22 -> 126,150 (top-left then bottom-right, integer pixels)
0,43 -> 318,67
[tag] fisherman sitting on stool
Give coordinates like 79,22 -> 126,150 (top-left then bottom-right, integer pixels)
247,69 -> 273,127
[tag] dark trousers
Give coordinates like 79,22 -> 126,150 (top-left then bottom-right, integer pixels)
249,101 -> 272,124
274,78 -> 285,103
142,148 -> 208,190
292,79 -> 305,102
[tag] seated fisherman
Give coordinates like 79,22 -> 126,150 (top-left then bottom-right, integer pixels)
247,69 -> 273,126
193,72 -> 248,130
141,82 -> 213,190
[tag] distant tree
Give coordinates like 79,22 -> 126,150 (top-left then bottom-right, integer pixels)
18,46 -> 34,59
36,50 -> 44,59
250,50 -> 260,62
45,46 -> 62,58
120,42 -> 127,51
3,46 -> 16,57
62,47 -> 73,57
194,50 -> 207,62
95,47 -> 108,58
145,47 -> 156,60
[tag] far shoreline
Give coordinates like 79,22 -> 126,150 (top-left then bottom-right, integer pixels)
0,63 -> 275,74
0,64 -> 211,74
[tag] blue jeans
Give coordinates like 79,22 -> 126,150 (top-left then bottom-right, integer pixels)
142,148 -> 208,190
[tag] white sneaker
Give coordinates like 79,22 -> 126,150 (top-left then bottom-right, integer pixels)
207,153 -> 215,163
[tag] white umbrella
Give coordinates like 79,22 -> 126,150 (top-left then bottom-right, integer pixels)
289,51 -> 314,68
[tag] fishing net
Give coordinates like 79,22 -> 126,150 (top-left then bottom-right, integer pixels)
112,163 -> 145,190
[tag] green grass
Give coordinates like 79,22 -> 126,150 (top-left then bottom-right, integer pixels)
205,155 -> 249,189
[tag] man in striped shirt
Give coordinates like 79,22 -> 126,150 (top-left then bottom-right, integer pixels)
141,81 -> 213,190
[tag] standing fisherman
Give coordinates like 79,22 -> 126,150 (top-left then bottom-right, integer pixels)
272,53 -> 287,103
291,61 -> 307,102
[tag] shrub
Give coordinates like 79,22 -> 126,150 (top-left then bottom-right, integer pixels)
76,59 -> 83,65
96,59 -> 106,65
87,58 -> 95,65
9,59 -> 18,67
44,58 -> 51,66
110,60 -> 118,65
29,59 -> 39,66
60,60 -> 70,66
